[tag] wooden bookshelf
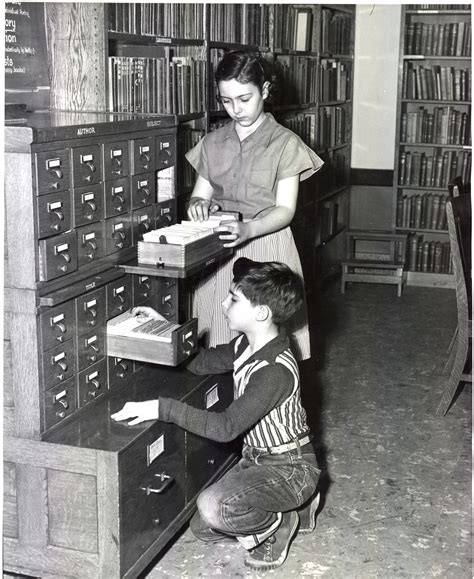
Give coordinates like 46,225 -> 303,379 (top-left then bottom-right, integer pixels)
392,4 -> 471,287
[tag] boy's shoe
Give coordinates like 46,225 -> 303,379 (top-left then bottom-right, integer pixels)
244,511 -> 298,571
298,491 -> 321,534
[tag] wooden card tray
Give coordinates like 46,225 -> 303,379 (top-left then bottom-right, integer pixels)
107,314 -> 198,366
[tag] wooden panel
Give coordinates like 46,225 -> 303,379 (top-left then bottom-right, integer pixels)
45,4 -> 106,112
17,463 -> 48,547
3,462 -> 18,538
3,538 -> 99,578
10,312 -> 42,438
4,339 -> 14,406
4,437 -> 97,476
47,470 -> 98,553
96,451 -> 121,577
5,153 -> 37,290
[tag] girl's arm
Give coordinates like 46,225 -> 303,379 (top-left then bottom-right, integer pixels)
187,175 -> 220,222
216,175 -> 299,248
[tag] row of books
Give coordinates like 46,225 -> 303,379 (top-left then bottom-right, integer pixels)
396,193 -> 448,230
318,149 -> 349,192
320,60 -> 351,103
406,236 -> 452,274
273,5 -> 314,52
274,56 -> 318,105
281,113 -> 317,149
400,105 -> 471,145
405,21 -> 471,56
398,149 -> 471,188
209,4 -> 270,46
107,3 -> 205,39
403,63 -> 471,102
108,51 -> 206,115
407,5 -> 470,11
319,105 -> 351,149
321,9 -> 352,55
178,128 -> 203,190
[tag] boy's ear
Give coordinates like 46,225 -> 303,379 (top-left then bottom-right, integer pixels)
255,305 -> 270,322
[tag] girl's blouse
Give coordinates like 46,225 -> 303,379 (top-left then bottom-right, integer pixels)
185,113 -> 324,220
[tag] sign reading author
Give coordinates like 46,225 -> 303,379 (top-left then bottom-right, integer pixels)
5,2 -> 50,109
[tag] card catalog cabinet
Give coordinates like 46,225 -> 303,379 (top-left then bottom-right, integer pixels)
4,112 -> 237,578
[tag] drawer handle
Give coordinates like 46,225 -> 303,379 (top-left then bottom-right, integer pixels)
140,473 -> 173,495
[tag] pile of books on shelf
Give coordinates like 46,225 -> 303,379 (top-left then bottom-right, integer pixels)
405,20 -> 471,56
109,47 -> 205,114
397,192 -> 448,230
281,113 -> 317,149
398,149 -> 471,187
403,63 -> 471,101
274,56 -> 317,105
108,3 -> 205,39
407,4 -> 471,12
321,9 -> 352,55
319,105 -> 349,149
400,105 -> 471,145
406,235 -> 452,273
320,60 -> 351,102
209,4 -> 269,45
273,5 -> 314,52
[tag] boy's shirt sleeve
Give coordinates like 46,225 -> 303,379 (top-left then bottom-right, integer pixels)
159,362 -> 293,442
186,339 -> 237,375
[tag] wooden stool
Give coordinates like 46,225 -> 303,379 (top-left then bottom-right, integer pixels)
341,231 -> 407,297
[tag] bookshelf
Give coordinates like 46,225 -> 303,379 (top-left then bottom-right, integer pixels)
393,4 -> 471,287
104,3 -> 356,288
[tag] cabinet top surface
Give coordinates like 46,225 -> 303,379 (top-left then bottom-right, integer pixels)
43,366 -> 214,452
5,110 -> 178,149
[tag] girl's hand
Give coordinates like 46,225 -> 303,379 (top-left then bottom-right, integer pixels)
131,306 -> 162,321
215,221 -> 251,248
187,197 -> 220,222
111,400 -> 159,426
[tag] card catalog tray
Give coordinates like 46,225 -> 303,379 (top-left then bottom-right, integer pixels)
107,312 -> 198,366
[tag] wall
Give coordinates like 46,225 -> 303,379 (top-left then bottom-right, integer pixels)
351,4 -> 401,170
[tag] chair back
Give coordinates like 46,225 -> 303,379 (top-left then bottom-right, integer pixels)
446,193 -> 471,317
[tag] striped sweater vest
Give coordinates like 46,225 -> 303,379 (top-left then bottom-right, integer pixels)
233,335 -> 308,448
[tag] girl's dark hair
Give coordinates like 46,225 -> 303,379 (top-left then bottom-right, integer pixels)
232,258 -> 304,326
215,50 -> 266,92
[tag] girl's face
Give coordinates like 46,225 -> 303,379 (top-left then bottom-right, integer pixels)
217,78 -> 269,128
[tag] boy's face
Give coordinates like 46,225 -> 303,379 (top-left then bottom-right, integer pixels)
222,283 -> 260,333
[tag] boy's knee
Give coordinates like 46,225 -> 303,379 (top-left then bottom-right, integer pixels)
196,487 -> 224,530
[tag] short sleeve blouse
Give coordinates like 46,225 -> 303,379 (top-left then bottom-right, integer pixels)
185,113 -> 324,220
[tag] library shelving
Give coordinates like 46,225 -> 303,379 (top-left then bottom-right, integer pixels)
393,4 -> 471,287
104,3 -> 356,288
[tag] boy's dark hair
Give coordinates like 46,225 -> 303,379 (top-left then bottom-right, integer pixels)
232,258 -> 304,325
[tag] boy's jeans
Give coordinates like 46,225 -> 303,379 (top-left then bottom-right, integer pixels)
190,441 -> 320,546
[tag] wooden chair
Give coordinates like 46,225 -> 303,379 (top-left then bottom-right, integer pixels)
436,193 -> 472,416
341,230 -> 408,297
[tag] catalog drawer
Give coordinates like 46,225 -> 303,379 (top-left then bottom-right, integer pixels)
186,376 -> 236,500
77,358 -> 108,408
73,183 -> 104,227
35,148 -> 71,194
39,232 -> 78,281
131,172 -> 156,209
41,340 -> 76,391
120,421 -> 185,572
36,190 -> 72,238
43,376 -> 77,430
103,139 -> 130,180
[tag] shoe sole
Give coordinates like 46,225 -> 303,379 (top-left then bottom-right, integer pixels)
244,514 -> 299,571
298,492 -> 321,534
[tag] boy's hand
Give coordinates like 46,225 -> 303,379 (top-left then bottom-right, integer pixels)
131,306 -> 162,321
111,400 -> 159,426
187,197 -> 220,222
216,221 -> 250,248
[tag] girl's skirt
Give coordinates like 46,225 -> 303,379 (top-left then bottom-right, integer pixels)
191,226 -> 311,360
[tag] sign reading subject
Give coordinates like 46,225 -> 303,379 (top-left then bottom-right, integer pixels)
5,2 -> 50,109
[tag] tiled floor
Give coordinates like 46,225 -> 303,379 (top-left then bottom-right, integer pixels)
142,283 -> 471,578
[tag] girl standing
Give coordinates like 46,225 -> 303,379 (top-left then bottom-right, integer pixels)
186,50 -> 323,360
